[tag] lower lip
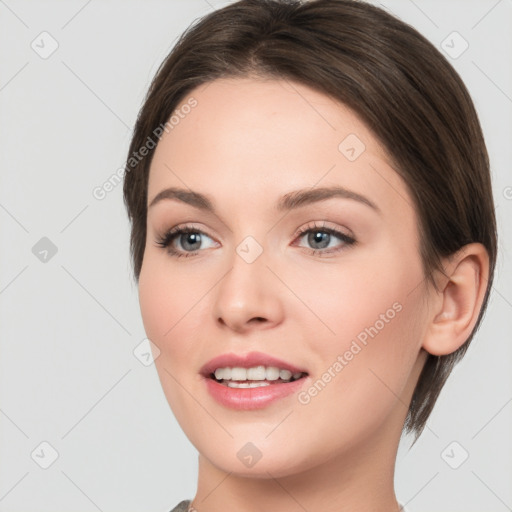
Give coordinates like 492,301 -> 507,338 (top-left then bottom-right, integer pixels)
203,376 -> 308,410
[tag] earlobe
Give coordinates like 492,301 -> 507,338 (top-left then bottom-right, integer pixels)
422,243 -> 489,356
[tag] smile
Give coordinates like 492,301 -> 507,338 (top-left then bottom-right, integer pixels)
200,352 -> 309,410
213,365 -> 305,387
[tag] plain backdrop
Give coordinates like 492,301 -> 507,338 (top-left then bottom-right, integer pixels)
1,1 -> 511,511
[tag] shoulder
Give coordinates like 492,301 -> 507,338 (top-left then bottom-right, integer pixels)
169,499 -> 191,512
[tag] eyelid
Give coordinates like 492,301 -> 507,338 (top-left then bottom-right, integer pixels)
291,221 -> 356,254
292,220 -> 354,240
154,223 -> 218,253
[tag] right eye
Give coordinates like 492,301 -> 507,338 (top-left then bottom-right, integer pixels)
154,225 -> 218,258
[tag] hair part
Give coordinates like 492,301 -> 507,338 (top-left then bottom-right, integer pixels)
123,0 -> 497,440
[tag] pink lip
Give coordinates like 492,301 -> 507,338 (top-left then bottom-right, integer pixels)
200,351 -> 307,377
200,351 -> 309,410
204,377 -> 308,410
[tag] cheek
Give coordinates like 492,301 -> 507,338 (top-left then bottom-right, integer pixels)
139,254 -> 199,339
138,262 -> 170,343
285,245 -> 424,383
138,257 -> 200,417
291,299 -> 424,450
138,255 -> 214,378
283,249 -> 413,336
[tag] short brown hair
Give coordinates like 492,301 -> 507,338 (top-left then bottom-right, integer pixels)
123,0 -> 497,439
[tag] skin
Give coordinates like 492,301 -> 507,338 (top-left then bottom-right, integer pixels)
138,77 -> 489,512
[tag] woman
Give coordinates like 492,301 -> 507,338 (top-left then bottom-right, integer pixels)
123,1 -> 497,510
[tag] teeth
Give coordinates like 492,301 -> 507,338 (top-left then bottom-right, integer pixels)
247,366 -> 266,380
214,367 -> 233,380
280,369 -> 292,380
266,367 -> 280,380
231,367 -> 247,380
212,365 -> 305,382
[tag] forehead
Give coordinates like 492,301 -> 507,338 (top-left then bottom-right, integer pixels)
147,77 -> 411,218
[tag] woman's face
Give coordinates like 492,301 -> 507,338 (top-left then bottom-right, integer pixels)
139,77 -> 431,477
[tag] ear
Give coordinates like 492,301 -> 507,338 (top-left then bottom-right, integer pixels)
422,243 -> 490,356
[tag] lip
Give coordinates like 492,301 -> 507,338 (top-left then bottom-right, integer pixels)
204,377 -> 308,410
200,351 -> 307,377
200,351 -> 309,410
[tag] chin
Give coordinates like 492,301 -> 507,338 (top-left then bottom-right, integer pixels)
195,436 -> 318,479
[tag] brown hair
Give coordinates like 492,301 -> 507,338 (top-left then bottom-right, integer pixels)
123,0 -> 497,440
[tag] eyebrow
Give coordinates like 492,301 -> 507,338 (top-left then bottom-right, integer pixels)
148,185 -> 380,214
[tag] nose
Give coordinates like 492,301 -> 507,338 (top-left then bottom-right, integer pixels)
212,246 -> 285,333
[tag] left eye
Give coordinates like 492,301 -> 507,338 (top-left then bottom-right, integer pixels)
295,226 -> 355,252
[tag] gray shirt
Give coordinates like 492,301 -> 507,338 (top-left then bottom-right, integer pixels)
169,499 -> 408,511
170,500 -> 191,512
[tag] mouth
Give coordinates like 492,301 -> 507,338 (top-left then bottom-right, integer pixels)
209,365 -> 308,388
199,351 -> 309,409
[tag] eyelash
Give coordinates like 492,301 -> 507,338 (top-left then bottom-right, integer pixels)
154,222 -> 356,259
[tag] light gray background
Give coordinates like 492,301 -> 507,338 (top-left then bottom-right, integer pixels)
1,1 -> 511,511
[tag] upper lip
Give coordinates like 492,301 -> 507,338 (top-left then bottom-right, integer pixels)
200,351 -> 308,377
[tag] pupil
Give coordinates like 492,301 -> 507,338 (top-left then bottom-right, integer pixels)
309,231 -> 329,249
182,233 -> 201,250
